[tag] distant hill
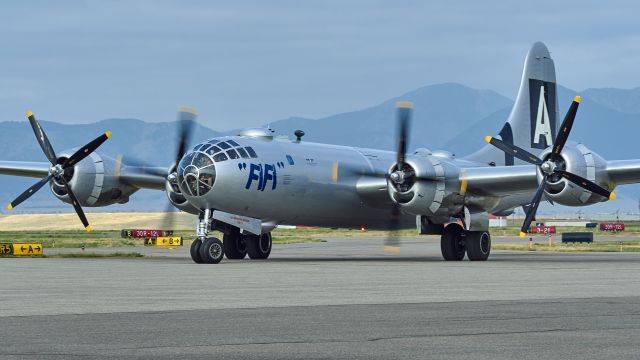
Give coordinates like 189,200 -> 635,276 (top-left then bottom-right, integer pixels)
2,82 -> 640,214
267,83 -> 513,151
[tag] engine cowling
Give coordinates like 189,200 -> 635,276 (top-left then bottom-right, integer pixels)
538,142 -> 610,206
50,151 -> 138,207
387,150 -> 462,217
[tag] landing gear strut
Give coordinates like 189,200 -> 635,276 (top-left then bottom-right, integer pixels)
440,224 -> 491,261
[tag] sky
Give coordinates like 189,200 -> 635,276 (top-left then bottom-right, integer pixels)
0,0 -> 638,130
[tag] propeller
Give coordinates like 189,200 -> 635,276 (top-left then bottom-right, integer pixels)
485,96 -> 615,238
7,111 -> 112,231
383,101 -> 414,253
161,107 -> 198,230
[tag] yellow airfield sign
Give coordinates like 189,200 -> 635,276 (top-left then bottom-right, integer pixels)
0,243 -> 43,256
144,237 -> 183,246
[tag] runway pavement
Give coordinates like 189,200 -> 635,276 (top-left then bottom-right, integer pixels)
2,236 -> 640,359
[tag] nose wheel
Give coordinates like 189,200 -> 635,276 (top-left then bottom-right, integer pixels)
199,237 -> 224,264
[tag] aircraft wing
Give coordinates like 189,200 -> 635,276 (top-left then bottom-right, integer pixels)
462,159 -> 640,199
606,160 -> 640,185
0,159 -> 167,190
460,165 -> 538,197
0,161 -> 50,178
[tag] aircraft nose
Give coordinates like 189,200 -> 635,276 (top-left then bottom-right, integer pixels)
176,150 -> 217,197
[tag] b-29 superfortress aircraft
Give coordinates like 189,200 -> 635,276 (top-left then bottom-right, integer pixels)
2,42 -> 639,264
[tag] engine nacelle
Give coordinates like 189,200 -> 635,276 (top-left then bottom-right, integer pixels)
50,151 -> 138,207
387,150 -> 462,217
538,142 -> 610,206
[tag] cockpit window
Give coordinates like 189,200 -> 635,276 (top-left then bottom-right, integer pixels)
218,141 -> 231,150
227,140 -> 240,147
245,146 -> 258,158
213,152 -> 228,162
236,147 -> 249,159
178,152 -> 196,171
193,153 -> 213,168
177,151 -> 216,197
226,149 -> 239,159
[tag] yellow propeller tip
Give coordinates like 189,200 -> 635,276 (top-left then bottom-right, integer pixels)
383,245 -> 401,254
574,95 -> 581,103
179,106 -> 198,115
609,192 -> 616,200
105,131 -> 112,138
519,232 -> 526,238
484,136 -> 492,143
85,225 -> 92,232
396,101 -> 413,109
26,110 -> 33,117
7,204 -> 13,210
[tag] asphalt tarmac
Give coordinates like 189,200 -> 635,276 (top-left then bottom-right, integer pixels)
1,236 -> 640,359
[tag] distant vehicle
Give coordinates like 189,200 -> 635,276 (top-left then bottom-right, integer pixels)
2,42 -> 639,264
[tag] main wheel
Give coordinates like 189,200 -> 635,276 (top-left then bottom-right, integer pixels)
190,239 -> 204,264
199,237 -> 225,264
441,223 -> 465,261
224,229 -> 247,259
466,231 -> 491,261
246,233 -> 272,260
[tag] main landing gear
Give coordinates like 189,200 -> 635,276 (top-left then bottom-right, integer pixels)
188,209 -> 272,264
440,223 -> 491,261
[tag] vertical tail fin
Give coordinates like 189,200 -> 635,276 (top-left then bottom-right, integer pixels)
465,42 -> 559,166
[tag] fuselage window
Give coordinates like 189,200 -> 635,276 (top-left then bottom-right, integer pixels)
236,147 -> 249,158
218,141 -> 231,150
286,155 -> 294,165
226,149 -> 240,159
245,146 -> 258,158
227,140 -> 240,147
213,152 -> 228,162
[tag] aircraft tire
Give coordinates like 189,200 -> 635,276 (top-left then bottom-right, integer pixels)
246,233 -> 272,260
466,231 -> 491,261
223,230 -> 247,259
190,239 -> 204,264
440,223 -> 465,261
200,237 -> 225,264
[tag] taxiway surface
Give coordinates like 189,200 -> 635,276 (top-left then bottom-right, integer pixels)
1,236 -> 640,359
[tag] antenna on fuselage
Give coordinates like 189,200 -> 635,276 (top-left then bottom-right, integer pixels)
294,130 -> 305,142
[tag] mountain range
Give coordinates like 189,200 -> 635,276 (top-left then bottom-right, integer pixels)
2,83 -> 640,214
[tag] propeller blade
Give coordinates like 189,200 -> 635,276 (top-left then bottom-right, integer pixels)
26,111 -> 58,165
552,96 -> 581,159
63,131 -> 112,168
60,177 -> 91,232
556,170 -> 615,200
176,107 -> 197,168
7,174 -> 53,210
484,136 -> 543,166
384,204 -> 401,253
396,102 -> 412,169
519,177 -> 547,238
